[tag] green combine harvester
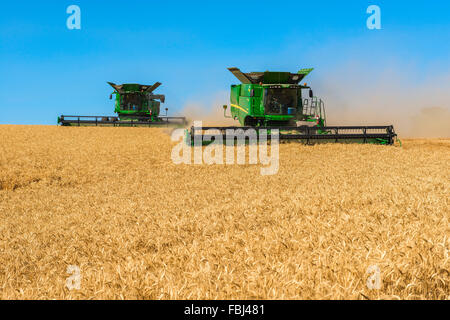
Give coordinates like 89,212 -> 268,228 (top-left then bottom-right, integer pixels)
188,67 -> 397,145
58,82 -> 186,126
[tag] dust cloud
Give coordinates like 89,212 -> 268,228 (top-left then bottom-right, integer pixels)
180,92 -> 236,127
315,66 -> 450,138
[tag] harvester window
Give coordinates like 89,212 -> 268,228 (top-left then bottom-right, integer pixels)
121,93 -> 143,111
265,88 -> 297,115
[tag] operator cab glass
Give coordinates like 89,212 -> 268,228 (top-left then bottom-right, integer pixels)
120,93 -> 143,111
264,88 -> 298,115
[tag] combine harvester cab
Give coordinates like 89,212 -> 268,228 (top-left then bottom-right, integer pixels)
188,67 -> 397,145
58,82 -> 186,127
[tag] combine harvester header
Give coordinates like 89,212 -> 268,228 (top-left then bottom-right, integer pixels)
188,67 -> 398,145
58,82 -> 186,127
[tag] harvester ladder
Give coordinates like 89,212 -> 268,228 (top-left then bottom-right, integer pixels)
303,97 -> 326,124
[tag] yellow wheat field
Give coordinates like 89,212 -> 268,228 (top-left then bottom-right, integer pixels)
0,125 -> 448,300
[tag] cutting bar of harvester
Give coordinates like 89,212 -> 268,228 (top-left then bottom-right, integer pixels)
58,115 -> 187,127
189,125 -> 397,145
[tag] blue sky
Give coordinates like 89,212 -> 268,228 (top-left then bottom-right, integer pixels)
0,0 -> 449,124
